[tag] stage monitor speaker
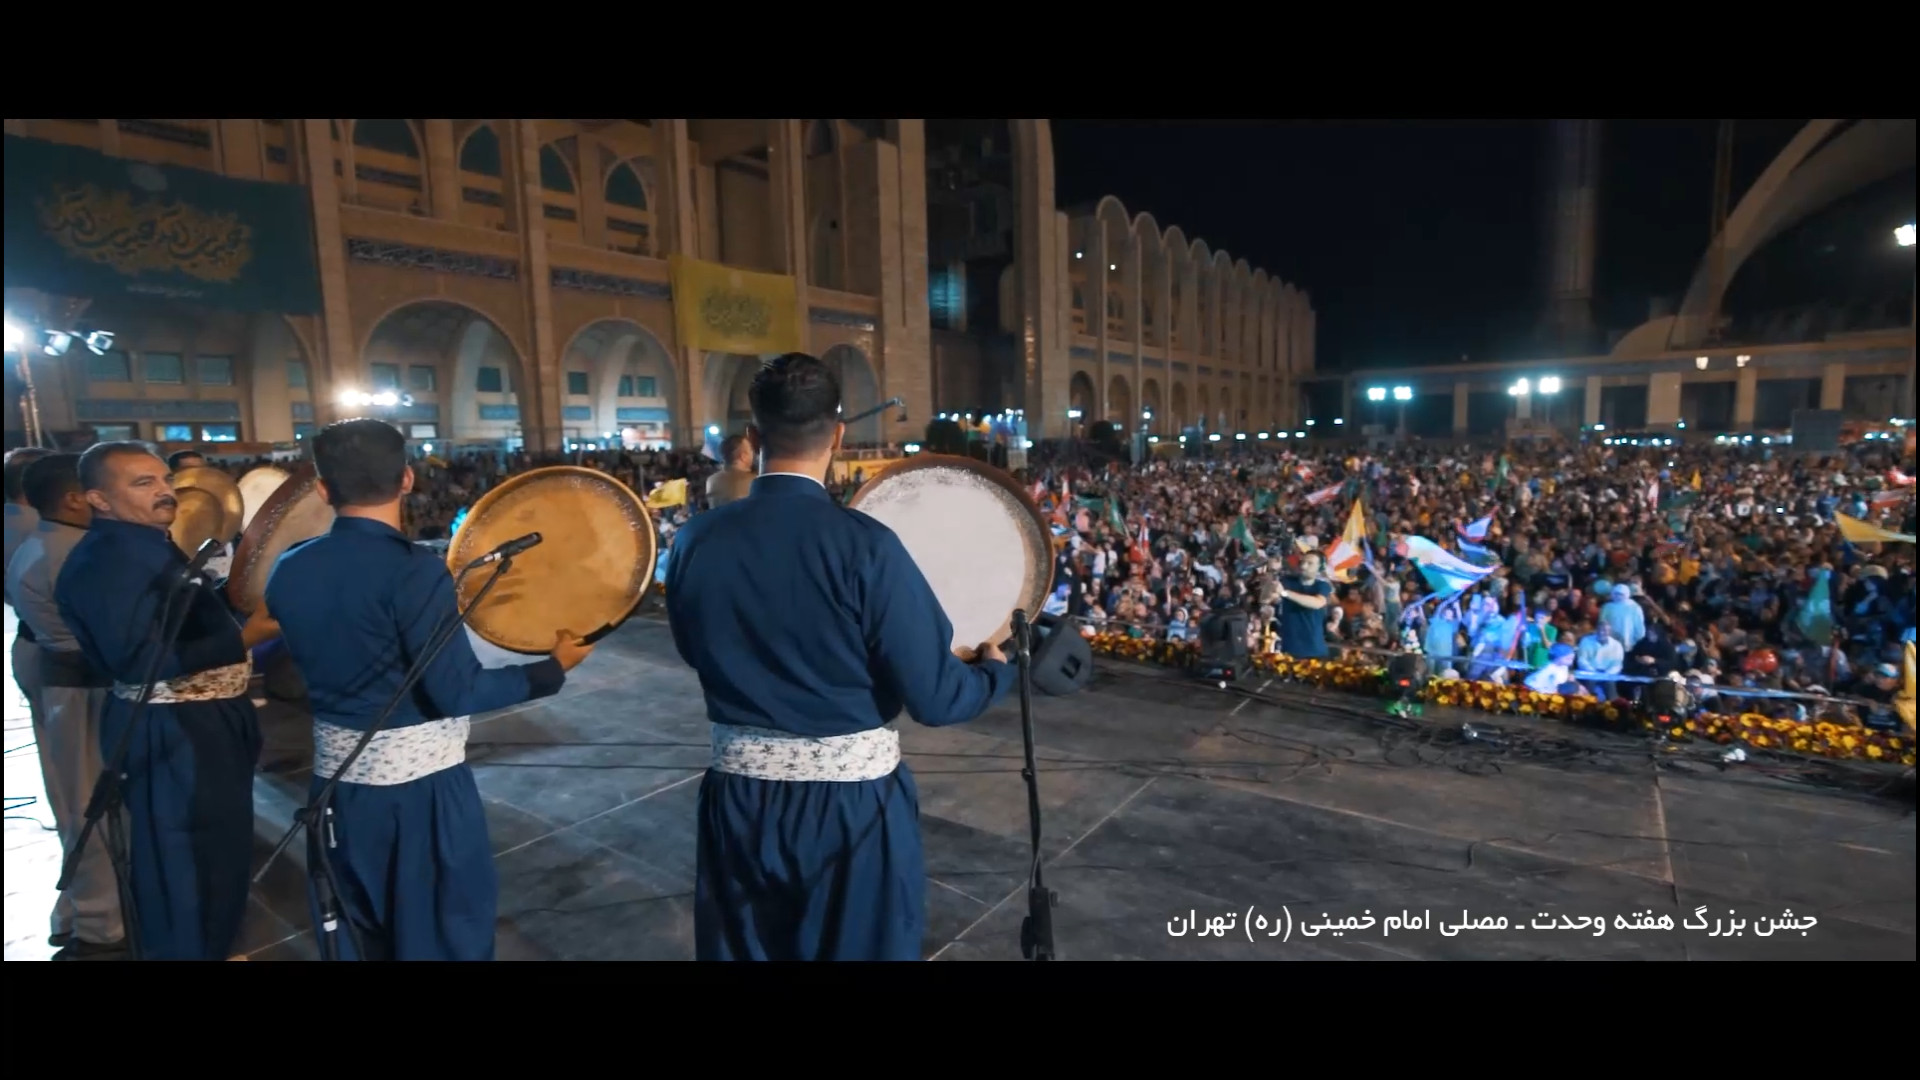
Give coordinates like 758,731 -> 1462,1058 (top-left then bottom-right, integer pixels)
1790,409 -> 1842,453
1029,614 -> 1094,696
1194,610 -> 1252,681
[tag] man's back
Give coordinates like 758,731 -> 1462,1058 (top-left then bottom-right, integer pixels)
8,523 -> 88,649
267,516 -> 555,731
705,469 -> 755,508
665,474 -> 1008,738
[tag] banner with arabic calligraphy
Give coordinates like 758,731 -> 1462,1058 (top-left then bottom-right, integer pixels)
2,134 -> 322,313
668,254 -> 802,357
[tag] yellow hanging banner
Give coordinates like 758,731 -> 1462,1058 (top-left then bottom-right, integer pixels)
668,255 -> 804,357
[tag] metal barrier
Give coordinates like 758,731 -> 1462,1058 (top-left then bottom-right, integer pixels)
1070,613 -> 1881,710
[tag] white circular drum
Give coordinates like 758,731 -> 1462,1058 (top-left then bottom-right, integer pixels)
847,455 -> 1054,656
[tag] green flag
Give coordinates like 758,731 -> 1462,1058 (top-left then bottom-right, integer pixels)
1253,489 -> 1277,513
1107,497 -> 1127,534
1231,515 -> 1258,553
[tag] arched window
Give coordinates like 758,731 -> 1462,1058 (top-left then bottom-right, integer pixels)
460,125 -> 501,177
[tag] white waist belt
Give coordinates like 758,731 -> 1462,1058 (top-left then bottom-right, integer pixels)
313,716 -> 470,786
113,659 -> 252,705
710,724 -> 900,783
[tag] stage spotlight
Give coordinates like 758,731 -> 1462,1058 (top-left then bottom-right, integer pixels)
83,330 -> 115,355
43,331 -> 73,357
1646,677 -> 1694,723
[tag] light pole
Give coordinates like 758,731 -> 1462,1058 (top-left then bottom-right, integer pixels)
1537,375 -> 1562,429
1367,386 -> 1386,430
1508,378 -> 1530,431
1392,385 -> 1412,435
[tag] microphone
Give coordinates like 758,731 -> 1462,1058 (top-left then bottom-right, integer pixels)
470,532 -> 542,566
177,538 -> 223,586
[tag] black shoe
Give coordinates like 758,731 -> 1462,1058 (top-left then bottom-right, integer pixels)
52,939 -> 128,961
48,932 -> 74,949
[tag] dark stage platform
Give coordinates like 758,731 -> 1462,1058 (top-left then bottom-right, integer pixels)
7,606 -> 1915,960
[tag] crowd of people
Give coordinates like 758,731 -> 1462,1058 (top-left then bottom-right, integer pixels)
1024,434 -> 1916,729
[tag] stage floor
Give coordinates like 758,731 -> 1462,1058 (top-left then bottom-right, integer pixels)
7,606 -> 1916,961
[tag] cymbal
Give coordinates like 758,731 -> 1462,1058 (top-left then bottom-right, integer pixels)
172,465 -> 243,541
171,488 -> 227,559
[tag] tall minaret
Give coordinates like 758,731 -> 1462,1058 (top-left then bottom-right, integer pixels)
1541,119 -> 1601,354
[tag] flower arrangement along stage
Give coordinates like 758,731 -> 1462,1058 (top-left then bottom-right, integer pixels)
1082,632 -> 1915,768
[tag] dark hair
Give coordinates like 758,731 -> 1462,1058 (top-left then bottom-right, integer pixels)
748,352 -> 841,459
167,450 -> 207,471
77,441 -> 160,494
3,447 -> 52,503
22,453 -> 82,516
719,434 -> 750,462
312,418 -> 408,507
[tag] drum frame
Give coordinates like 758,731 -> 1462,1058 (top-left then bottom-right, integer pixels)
445,465 -> 658,654
846,453 -> 1054,651
237,465 -> 294,533
226,463 -> 332,614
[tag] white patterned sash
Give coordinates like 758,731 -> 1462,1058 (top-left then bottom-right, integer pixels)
710,724 -> 900,782
113,659 -> 252,705
312,716 -> 470,787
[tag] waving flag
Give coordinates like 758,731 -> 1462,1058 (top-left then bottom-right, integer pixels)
1836,513 -> 1916,544
1793,569 -> 1833,647
1326,500 -> 1368,583
1456,515 -> 1492,542
1253,489 -> 1278,512
645,477 -> 688,510
1870,488 -> 1908,512
1306,482 -> 1342,507
701,428 -> 724,462
1230,515 -> 1259,553
1395,535 -> 1500,600
1890,468 -> 1914,488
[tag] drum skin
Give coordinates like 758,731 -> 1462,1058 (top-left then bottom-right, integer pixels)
446,466 -> 657,655
846,454 -> 1052,656
227,464 -> 336,614
170,488 -> 228,559
237,465 -> 292,533
172,465 -> 244,542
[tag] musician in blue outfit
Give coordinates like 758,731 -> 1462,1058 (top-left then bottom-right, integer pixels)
665,352 -> 1016,961
267,419 -> 593,961
54,442 -> 282,960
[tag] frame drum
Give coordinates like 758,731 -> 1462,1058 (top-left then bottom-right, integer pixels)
170,488 -> 228,558
846,454 -> 1053,656
227,465 -> 336,614
446,466 -> 657,655
237,465 -> 292,533
172,466 -> 244,542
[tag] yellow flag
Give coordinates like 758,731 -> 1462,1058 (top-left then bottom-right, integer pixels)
1834,513 -> 1916,545
1898,640 -> 1915,736
1325,499 -> 1368,583
668,255 -> 803,356
644,477 -> 688,510
1689,469 -> 1700,491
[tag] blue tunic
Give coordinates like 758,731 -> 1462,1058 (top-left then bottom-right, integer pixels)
54,517 -> 261,961
665,473 -> 1015,961
267,516 -> 565,961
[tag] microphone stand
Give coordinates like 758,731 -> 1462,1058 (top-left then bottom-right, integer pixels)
253,553 -> 516,961
1010,609 -> 1057,960
58,564 -> 206,961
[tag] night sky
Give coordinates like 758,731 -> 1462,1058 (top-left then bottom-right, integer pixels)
1049,119 -> 1849,372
